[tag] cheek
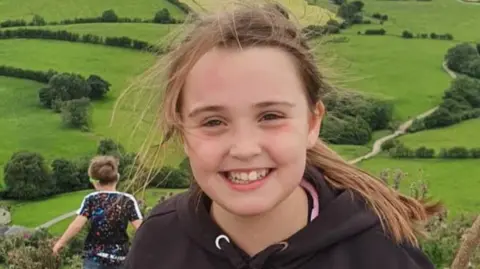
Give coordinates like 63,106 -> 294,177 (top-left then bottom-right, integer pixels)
184,133 -> 224,170
263,121 -> 310,159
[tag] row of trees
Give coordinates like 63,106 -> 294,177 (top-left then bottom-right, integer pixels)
302,19 -> 343,39
0,8 -> 184,29
320,91 -> 393,145
408,76 -> 480,132
402,30 -> 454,40
383,140 -> 480,159
1,139 -> 190,200
0,28 -> 162,53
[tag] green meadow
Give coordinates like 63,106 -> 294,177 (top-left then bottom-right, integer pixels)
399,119 -> 480,150
358,157 -> 480,215
0,0 -> 185,21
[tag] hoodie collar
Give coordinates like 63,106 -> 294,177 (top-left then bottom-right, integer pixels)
176,165 -> 380,269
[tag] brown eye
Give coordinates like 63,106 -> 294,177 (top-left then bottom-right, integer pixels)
261,113 -> 283,121
203,119 -> 223,127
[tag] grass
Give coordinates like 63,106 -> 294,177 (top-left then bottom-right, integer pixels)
0,0 -> 185,21
8,190 -> 92,228
181,0 -> 336,25
0,39 -> 185,172
0,77 -> 99,185
330,144 -> 370,160
358,157 -> 480,215
323,35 -> 454,121
399,118 -> 480,150
11,23 -> 177,44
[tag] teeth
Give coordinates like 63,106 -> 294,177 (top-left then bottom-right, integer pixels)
226,169 -> 270,184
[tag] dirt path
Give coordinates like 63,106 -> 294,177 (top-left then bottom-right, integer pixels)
348,61 -> 457,165
36,210 -> 76,230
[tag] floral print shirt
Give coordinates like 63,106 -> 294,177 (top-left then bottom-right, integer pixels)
77,191 -> 143,265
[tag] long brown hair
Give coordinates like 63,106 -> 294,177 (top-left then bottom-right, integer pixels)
116,0 -> 442,247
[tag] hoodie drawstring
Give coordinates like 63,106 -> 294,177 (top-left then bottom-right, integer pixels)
215,234 -> 289,269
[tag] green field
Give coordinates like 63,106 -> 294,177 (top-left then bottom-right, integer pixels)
399,119 -> 480,150
8,190 -> 92,228
0,77 -> 99,184
358,157 -> 480,215
181,0 -> 336,25
0,0 -> 185,21
323,35 -> 454,121
11,23 -> 176,44
0,39 -> 185,165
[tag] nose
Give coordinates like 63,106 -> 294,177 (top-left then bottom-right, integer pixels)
228,129 -> 262,160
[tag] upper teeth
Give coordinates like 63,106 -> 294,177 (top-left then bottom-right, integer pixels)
228,169 -> 269,181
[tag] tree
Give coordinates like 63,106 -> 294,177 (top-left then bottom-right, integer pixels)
31,14 -> 46,26
101,9 -> 118,22
445,43 -> 479,73
61,97 -> 91,130
51,158 -> 82,193
153,8 -> 173,23
38,87 -> 53,108
87,75 -> 111,99
48,73 -> 91,103
4,151 -> 53,200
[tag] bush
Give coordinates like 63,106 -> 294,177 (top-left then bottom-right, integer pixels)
320,114 -> 372,145
402,30 -> 414,39
364,29 -> 386,35
439,147 -> 470,159
415,146 -> 436,158
60,97 -> 91,130
101,9 -> 118,22
0,65 -> 57,83
51,158 -> 84,193
381,139 -> 400,151
389,144 -> 415,158
470,148 -> 480,158
3,151 -> 54,200
421,214 -> 480,268
0,28 -> 161,53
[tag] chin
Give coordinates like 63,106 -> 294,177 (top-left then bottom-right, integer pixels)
217,197 -> 281,217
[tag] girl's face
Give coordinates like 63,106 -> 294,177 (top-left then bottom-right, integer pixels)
181,46 -> 323,216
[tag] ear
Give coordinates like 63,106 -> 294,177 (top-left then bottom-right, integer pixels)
307,101 -> 325,149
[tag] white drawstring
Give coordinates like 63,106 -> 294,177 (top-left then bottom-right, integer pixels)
215,234 -> 231,250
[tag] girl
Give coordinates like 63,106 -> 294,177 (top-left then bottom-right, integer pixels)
124,2 -> 441,268
53,156 -> 143,269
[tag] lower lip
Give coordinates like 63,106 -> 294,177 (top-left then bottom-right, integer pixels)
223,170 -> 273,192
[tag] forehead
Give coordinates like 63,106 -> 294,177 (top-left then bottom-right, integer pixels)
183,46 -> 305,107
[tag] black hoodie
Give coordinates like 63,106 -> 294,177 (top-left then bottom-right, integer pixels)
124,165 -> 435,269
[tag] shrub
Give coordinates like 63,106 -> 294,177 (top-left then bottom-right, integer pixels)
320,114 -> 372,145
470,148 -> 480,158
415,146 -> 436,158
60,97 -> 91,130
439,147 -> 470,159
402,30 -> 414,39
381,139 -> 400,151
101,9 -> 118,22
364,28 -> 386,35
389,144 -> 415,158
3,151 -> 54,200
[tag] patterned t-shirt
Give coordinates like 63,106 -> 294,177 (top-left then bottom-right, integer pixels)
76,191 -> 143,266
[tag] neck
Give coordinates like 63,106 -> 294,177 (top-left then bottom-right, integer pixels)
96,184 -> 117,192
211,185 -> 308,256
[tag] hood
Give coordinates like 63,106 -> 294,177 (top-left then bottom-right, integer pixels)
176,165 -> 380,269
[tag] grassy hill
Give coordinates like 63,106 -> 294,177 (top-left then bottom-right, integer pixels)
399,119 -> 480,150
181,0 -> 336,25
0,0 -> 185,21
311,0 -> 480,215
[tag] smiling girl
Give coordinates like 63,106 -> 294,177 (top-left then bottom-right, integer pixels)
123,2 -> 441,268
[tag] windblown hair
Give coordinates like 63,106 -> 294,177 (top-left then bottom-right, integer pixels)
88,155 -> 119,185
117,0 -> 442,247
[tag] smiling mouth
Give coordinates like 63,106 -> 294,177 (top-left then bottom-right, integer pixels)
220,168 -> 274,185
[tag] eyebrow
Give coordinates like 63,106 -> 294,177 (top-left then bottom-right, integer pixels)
187,101 -> 295,118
